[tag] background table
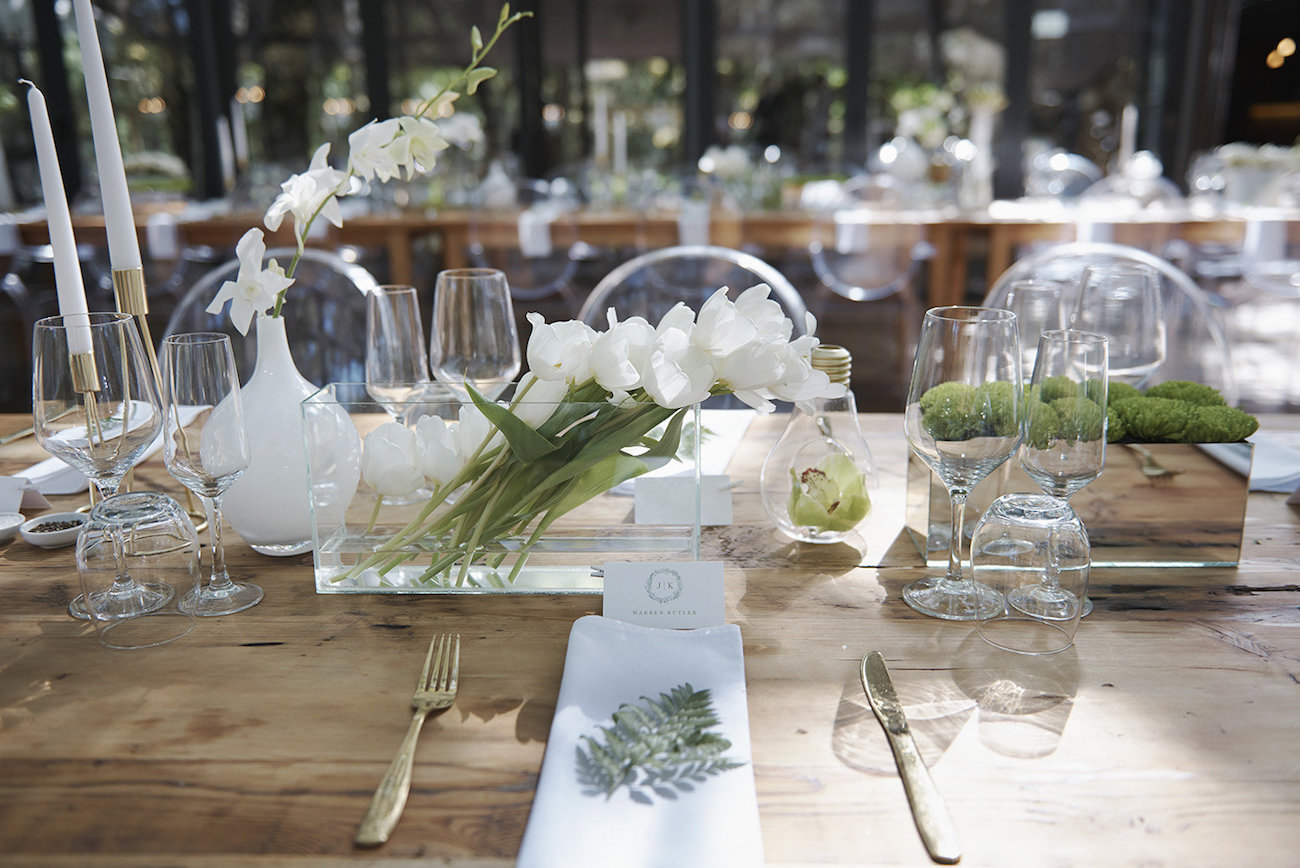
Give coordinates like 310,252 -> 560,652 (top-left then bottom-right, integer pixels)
1,412 -> 1298,866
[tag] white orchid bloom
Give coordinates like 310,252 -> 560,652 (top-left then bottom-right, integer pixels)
205,228 -> 294,334
525,312 -> 597,383
415,415 -> 463,487
397,116 -> 451,178
734,283 -> 794,344
264,144 -> 349,236
361,422 -> 423,497
642,328 -> 716,409
693,287 -> 758,361
590,311 -> 656,393
348,118 -> 403,183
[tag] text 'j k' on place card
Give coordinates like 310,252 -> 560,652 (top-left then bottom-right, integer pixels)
601,561 -> 725,629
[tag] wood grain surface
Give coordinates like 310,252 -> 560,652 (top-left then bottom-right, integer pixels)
0,413 -> 1297,867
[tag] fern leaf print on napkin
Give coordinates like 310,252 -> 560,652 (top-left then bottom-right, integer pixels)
575,683 -> 745,805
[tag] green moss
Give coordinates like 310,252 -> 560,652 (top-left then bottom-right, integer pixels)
1107,381 -> 1143,404
977,381 -> 1020,437
1039,376 -> 1081,403
1106,405 -> 1127,442
1182,405 -> 1259,443
1050,396 -> 1106,441
1114,396 -> 1195,442
1144,380 -> 1227,407
1024,402 -> 1061,449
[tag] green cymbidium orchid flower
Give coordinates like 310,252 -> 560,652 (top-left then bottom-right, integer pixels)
788,451 -> 871,532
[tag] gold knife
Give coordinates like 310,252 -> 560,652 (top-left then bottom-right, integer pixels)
860,651 -> 961,864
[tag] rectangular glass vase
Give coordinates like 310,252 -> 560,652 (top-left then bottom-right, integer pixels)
301,383 -> 702,594
906,442 -> 1253,568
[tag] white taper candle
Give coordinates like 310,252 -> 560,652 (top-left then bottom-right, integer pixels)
24,80 -> 93,355
73,0 -> 142,270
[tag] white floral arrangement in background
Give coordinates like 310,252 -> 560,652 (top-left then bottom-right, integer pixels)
206,4 -> 529,334
350,284 -> 840,588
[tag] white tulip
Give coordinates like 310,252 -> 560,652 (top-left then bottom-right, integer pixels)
361,422 -> 423,496
693,287 -> 758,361
590,312 -> 656,392
655,302 -> 696,337
525,312 -> 597,383
415,415 -> 463,487
642,328 -> 715,409
767,342 -> 838,402
734,283 -> 793,344
513,372 -> 569,428
456,402 -> 505,456
715,343 -> 785,412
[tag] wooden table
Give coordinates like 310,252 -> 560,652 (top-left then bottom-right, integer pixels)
2,412 -> 1298,866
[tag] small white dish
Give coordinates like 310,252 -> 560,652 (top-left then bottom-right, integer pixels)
0,512 -> 23,543
20,512 -> 88,549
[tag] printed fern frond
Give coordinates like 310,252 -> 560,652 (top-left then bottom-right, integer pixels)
573,682 -> 745,803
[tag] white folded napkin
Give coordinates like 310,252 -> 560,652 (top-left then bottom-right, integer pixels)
17,455 -> 88,495
517,206 -> 555,258
677,199 -> 711,246
518,615 -> 764,868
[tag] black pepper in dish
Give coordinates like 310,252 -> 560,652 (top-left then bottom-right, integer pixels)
29,520 -> 82,533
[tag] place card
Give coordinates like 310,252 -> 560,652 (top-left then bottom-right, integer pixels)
634,474 -> 733,526
0,477 -> 51,513
601,560 -> 725,629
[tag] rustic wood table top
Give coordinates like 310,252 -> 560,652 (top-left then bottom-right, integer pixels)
1,412 -> 1297,866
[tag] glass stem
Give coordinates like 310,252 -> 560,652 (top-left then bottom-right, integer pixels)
947,489 -> 968,585
204,495 -> 233,591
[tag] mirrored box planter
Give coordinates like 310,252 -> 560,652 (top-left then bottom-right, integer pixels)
302,383 -> 702,594
906,442 -> 1253,568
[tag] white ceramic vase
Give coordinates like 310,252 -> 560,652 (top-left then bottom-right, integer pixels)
222,314 -> 360,555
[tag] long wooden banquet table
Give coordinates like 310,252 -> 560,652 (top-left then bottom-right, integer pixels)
1,411 -> 1298,866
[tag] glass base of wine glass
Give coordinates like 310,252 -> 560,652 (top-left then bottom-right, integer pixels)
68,582 -> 174,621
1080,596 -> 1094,617
181,581 -> 264,617
903,576 -> 1003,621
1008,583 -> 1083,621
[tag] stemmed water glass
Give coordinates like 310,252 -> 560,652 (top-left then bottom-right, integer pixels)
903,306 -> 1023,620
161,333 -> 263,616
1003,278 -> 1065,374
33,312 -> 165,619
430,268 -> 521,398
1070,262 -> 1164,387
366,284 -> 431,418
1016,329 -> 1108,620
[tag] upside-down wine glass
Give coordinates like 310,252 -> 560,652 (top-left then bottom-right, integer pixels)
430,268 -> 521,399
903,306 -> 1023,620
1070,262 -> 1164,388
33,312 -> 165,619
1016,329 -> 1108,620
161,333 -> 263,616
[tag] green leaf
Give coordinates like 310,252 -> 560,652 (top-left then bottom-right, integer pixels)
466,67 -> 497,95
467,384 -> 557,462
471,25 -> 484,52
638,407 -> 689,460
543,454 -> 649,521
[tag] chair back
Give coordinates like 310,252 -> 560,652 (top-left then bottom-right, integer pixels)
579,244 -> 808,335
983,241 -> 1237,404
162,247 -> 378,385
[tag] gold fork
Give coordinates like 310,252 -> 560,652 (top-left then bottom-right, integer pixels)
1124,443 -> 1184,480
355,633 -> 460,847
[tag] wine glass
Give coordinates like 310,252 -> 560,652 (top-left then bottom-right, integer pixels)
366,284 -> 431,418
1015,329 -> 1108,620
430,268 -> 521,399
1070,263 -> 1164,387
1003,278 -> 1064,374
33,312 -> 166,619
161,333 -> 263,616
903,306 -> 1023,621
